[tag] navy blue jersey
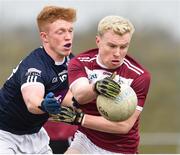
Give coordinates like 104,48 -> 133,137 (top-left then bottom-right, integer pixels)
0,47 -> 74,135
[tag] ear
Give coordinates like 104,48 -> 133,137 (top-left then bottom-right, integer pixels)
96,36 -> 100,47
40,32 -> 48,43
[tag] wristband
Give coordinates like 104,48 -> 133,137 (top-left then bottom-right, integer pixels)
81,114 -> 86,126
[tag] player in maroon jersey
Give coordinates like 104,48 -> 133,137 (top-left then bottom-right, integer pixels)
51,15 -> 151,154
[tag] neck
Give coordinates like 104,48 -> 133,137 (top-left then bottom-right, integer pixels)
43,45 -> 65,62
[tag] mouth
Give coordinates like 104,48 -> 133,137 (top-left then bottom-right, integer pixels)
112,60 -> 120,63
111,60 -> 120,65
64,43 -> 72,48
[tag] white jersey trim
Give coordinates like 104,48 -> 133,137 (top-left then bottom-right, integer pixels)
96,54 -> 108,69
69,77 -> 89,90
78,56 -> 96,62
136,105 -> 143,111
27,75 -> 39,83
124,58 -> 144,75
21,82 -> 44,91
123,61 -> 141,75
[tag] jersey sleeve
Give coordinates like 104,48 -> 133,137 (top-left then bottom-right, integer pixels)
131,71 -> 151,109
68,57 -> 88,86
19,60 -> 46,90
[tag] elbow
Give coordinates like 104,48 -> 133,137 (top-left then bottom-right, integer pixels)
119,128 -> 131,134
26,103 -> 36,114
72,88 -> 89,104
117,123 -> 132,134
25,100 -> 39,114
72,85 -> 96,104
74,93 -> 87,104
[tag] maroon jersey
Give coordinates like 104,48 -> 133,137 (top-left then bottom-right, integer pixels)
43,121 -> 77,140
68,48 -> 151,153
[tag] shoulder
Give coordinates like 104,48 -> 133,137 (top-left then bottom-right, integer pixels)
76,48 -> 98,60
70,48 -> 98,63
21,47 -> 46,68
124,54 -> 151,77
16,47 -> 48,79
124,55 -> 151,90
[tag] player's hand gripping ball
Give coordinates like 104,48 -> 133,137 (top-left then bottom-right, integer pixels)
96,84 -> 137,122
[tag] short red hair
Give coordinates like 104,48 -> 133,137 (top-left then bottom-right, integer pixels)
37,6 -> 76,32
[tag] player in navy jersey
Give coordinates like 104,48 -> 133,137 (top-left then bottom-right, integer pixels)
59,15 -> 151,154
0,6 -> 77,154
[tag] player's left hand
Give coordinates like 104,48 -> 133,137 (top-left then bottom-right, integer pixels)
38,92 -> 61,114
49,106 -> 84,125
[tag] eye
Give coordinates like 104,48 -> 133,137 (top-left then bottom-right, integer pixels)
120,45 -> 128,49
110,45 -> 116,48
69,28 -> 73,33
108,43 -> 117,48
57,30 -> 64,35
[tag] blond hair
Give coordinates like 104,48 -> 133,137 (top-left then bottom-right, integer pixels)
37,6 -> 76,32
97,15 -> 135,36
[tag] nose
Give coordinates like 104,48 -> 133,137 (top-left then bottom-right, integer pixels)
113,48 -> 121,57
64,32 -> 72,40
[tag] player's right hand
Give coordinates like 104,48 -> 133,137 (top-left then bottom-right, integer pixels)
94,72 -> 120,99
38,92 -> 61,114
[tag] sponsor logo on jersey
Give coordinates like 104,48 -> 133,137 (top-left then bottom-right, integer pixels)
52,77 -> 58,83
52,70 -> 68,83
58,70 -> 67,82
85,67 -> 133,85
78,56 -> 96,62
25,68 -> 42,83
89,73 -> 97,81
25,68 -> 41,76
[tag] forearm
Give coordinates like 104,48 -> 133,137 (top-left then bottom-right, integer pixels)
72,83 -> 98,104
81,112 -> 140,134
61,90 -> 73,107
82,114 -> 129,134
49,106 -> 139,133
25,95 -> 45,114
21,85 -> 45,114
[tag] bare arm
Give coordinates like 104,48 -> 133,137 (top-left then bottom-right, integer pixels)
61,90 -> 73,107
82,109 -> 141,134
21,84 -> 45,114
71,78 -> 98,104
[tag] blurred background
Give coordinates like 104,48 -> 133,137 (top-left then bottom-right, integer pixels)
0,0 -> 180,153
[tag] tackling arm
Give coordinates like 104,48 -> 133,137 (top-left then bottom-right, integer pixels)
22,84 -> 61,115
21,84 -> 45,114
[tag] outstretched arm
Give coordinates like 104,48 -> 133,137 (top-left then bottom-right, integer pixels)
21,84 -> 45,114
22,84 -> 60,115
